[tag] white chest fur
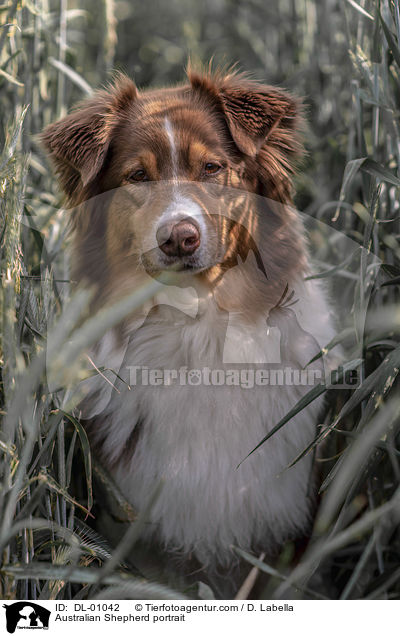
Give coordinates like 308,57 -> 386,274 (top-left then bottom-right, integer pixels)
83,277 -> 335,565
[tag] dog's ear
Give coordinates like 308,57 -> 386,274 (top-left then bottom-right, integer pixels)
188,66 -> 300,157
41,74 -> 137,202
220,83 -> 298,157
188,66 -> 304,201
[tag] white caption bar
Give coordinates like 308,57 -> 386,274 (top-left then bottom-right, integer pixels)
1,600 -> 397,635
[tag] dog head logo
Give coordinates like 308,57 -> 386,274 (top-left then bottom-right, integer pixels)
3,603 -> 50,633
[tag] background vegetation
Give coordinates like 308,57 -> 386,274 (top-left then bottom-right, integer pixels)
1,0 -> 400,600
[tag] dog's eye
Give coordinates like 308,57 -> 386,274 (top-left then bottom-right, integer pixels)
204,162 -> 222,175
127,169 -> 148,182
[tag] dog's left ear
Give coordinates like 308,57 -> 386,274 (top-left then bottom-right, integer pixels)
188,68 -> 300,158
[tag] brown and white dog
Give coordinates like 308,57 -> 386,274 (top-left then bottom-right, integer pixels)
42,67 -> 335,572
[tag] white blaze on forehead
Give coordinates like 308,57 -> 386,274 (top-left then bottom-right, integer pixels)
158,119 -> 208,247
164,117 -> 178,178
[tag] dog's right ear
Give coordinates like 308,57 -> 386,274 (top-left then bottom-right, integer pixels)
41,74 -> 137,203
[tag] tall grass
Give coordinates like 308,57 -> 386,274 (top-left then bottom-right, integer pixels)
0,0 -> 400,600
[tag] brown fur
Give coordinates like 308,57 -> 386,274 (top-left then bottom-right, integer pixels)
41,66 -> 306,318
42,67 -> 302,204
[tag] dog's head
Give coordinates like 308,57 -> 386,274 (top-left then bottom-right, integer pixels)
42,66 -> 306,297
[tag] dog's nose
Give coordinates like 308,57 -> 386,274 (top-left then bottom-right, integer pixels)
156,220 -> 200,257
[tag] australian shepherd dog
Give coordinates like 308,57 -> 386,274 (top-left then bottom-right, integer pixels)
42,66 -> 335,585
